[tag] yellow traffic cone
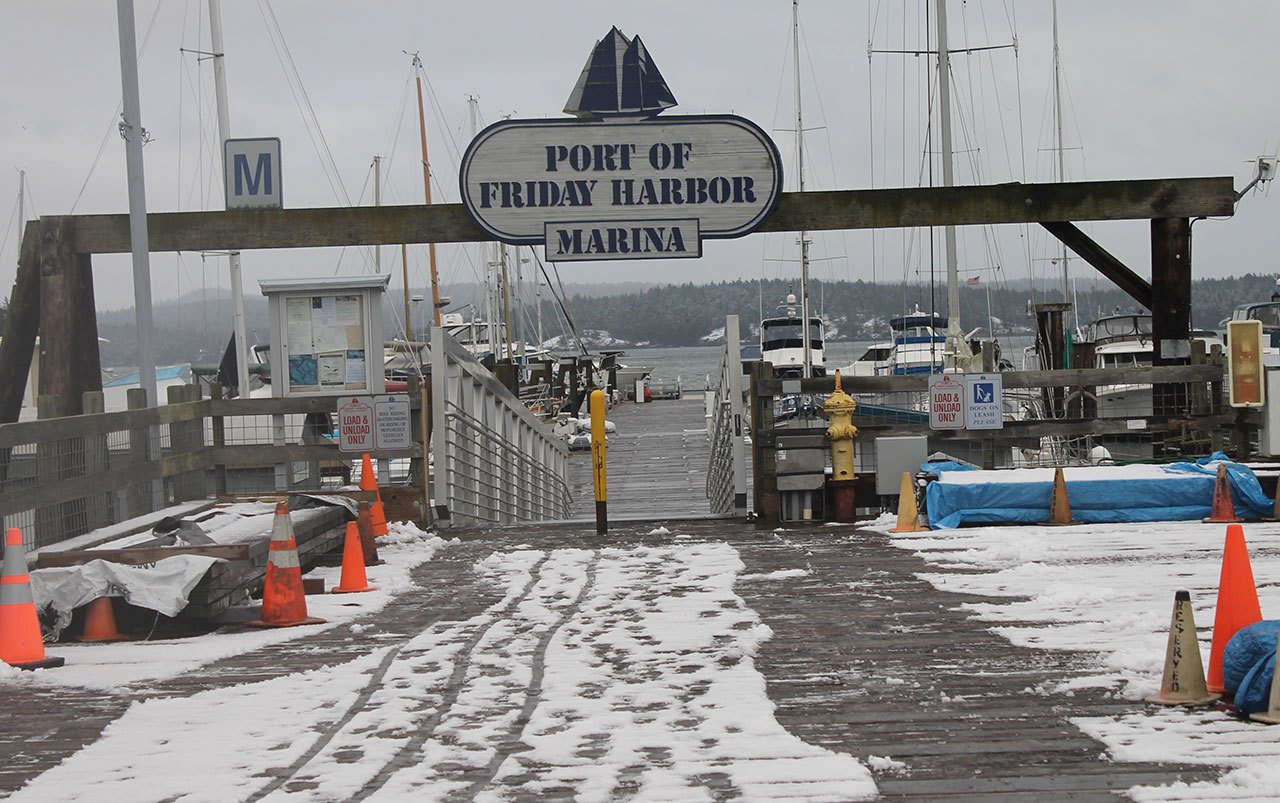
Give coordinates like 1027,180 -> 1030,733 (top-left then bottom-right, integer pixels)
889,472 -> 927,533
1048,467 -> 1074,525
1147,590 -> 1218,707
1249,636 -> 1280,724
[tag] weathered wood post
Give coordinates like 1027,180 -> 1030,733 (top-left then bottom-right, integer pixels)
0,222 -> 41,429
1151,217 -> 1192,456
749,361 -> 778,522
125,387 -> 150,518
34,396 -> 59,547
209,383 -> 228,496
82,390 -> 111,531
36,218 -> 101,418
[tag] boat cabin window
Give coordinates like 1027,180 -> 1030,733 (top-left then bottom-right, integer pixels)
859,346 -> 892,362
1243,304 -> 1280,328
1091,315 -> 1151,341
1098,352 -> 1153,369
761,320 -> 824,351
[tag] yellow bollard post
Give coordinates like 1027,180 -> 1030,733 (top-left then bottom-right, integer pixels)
824,371 -> 858,522
590,389 -> 608,534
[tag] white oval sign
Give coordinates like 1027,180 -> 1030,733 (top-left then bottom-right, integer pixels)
459,115 -> 783,245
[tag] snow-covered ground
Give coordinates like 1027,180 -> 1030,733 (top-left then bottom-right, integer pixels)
12,542 -> 875,801
873,516 -> 1280,800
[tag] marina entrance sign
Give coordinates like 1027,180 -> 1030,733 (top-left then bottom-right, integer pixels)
459,28 -> 782,262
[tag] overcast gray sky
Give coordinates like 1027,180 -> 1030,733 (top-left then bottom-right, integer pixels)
1,1 -> 1277,317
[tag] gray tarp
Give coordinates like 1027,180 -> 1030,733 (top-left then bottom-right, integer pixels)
30,556 -> 223,639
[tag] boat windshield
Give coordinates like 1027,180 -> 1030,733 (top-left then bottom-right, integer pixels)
1098,352 -> 1153,369
859,346 -> 891,362
1243,304 -> 1280,328
761,320 -> 824,351
1091,315 -> 1151,341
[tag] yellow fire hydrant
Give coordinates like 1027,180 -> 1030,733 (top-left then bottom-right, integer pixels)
824,370 -> 858,521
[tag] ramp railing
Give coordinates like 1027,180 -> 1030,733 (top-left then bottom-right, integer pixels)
0,386 -> 424,551
706,314 -> 749,516
431,326 -> 571,526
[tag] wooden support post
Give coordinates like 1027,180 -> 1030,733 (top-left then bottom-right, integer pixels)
750,361 -> 779,522
210,383 -> 228,496
37,218 -> 101,418
34,396 -> 59,548
1152,217 -> 1192,454
125,387 -> 150,518
0,222 -> 41,427
1034,303 -> 1070,418
1040,221 -> 1152,308
82,390 -> 110,532
167,384 -> 203,502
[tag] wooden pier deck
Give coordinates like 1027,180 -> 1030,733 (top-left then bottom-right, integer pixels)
567,395 -> 714,520
0,520 -> 1220,800
0,397 -> 1227,800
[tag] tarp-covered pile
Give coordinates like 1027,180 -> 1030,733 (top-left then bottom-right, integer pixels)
924,453 -> 1272,529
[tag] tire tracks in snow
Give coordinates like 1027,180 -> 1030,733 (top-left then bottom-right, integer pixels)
251,553 -> 550,802
455,553 -> 601,800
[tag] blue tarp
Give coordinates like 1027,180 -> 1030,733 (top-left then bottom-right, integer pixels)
924,454 -> 1272,529
1224,620 -> 1280,698
1224,620 -> 1279,715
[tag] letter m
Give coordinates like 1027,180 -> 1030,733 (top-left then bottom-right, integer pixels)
234,152 -> 272,197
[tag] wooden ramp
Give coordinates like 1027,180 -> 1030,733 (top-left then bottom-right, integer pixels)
567,396 -> 714,519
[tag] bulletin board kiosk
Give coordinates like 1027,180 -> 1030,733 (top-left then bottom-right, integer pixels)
259,275 -> 390,398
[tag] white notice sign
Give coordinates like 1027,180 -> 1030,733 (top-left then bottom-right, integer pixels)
928,374 -> 965,430
338,397 -> 374,453
374,394 -> 412,450
964,373 -> 1004,430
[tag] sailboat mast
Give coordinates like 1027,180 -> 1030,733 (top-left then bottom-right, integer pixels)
412,55 -> 442,327
208,0 -> 250,397
792,0 -> 812,379
500,243 -> 514,360
1052,0 -> 1070,303
116,0 -> 157,406
372,155 -> 382,274
468,95 -> 498,358
515,245 -> 525,363
16,170 -> 23,239
935,0 -> 961,334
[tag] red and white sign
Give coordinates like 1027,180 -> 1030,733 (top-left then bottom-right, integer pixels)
928,374 -> 965,430
338,397 -> 374,453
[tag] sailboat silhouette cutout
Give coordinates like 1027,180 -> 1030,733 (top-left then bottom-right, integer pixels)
564,27 -> 677,119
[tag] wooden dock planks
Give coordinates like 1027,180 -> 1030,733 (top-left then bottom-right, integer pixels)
566,396 -> 715,519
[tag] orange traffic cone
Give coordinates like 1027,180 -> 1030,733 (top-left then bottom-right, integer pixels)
1202,463 -> 1241,523
0,528 -> 63,669
889,472 -> 927,533
75,597 -> 126,642
1147,590 -> 1218,706
333,522 -> 376,594
1048,467 -> 1074,525
360,453 -> 389,537
357,501 -> 382,566
1249,635 -> 1280,724
245,503 -> 326,628
1206,523 -> 1262,694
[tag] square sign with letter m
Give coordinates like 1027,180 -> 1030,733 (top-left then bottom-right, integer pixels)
224,137 -> 282,209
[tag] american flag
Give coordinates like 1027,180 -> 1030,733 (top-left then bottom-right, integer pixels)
966,276 -> 981,286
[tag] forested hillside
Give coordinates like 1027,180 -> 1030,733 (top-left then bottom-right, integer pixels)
87,274 -> 1280,364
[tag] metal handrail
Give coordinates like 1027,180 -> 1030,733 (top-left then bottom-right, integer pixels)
705,314 -> 748,516
431,326 -> 570,526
